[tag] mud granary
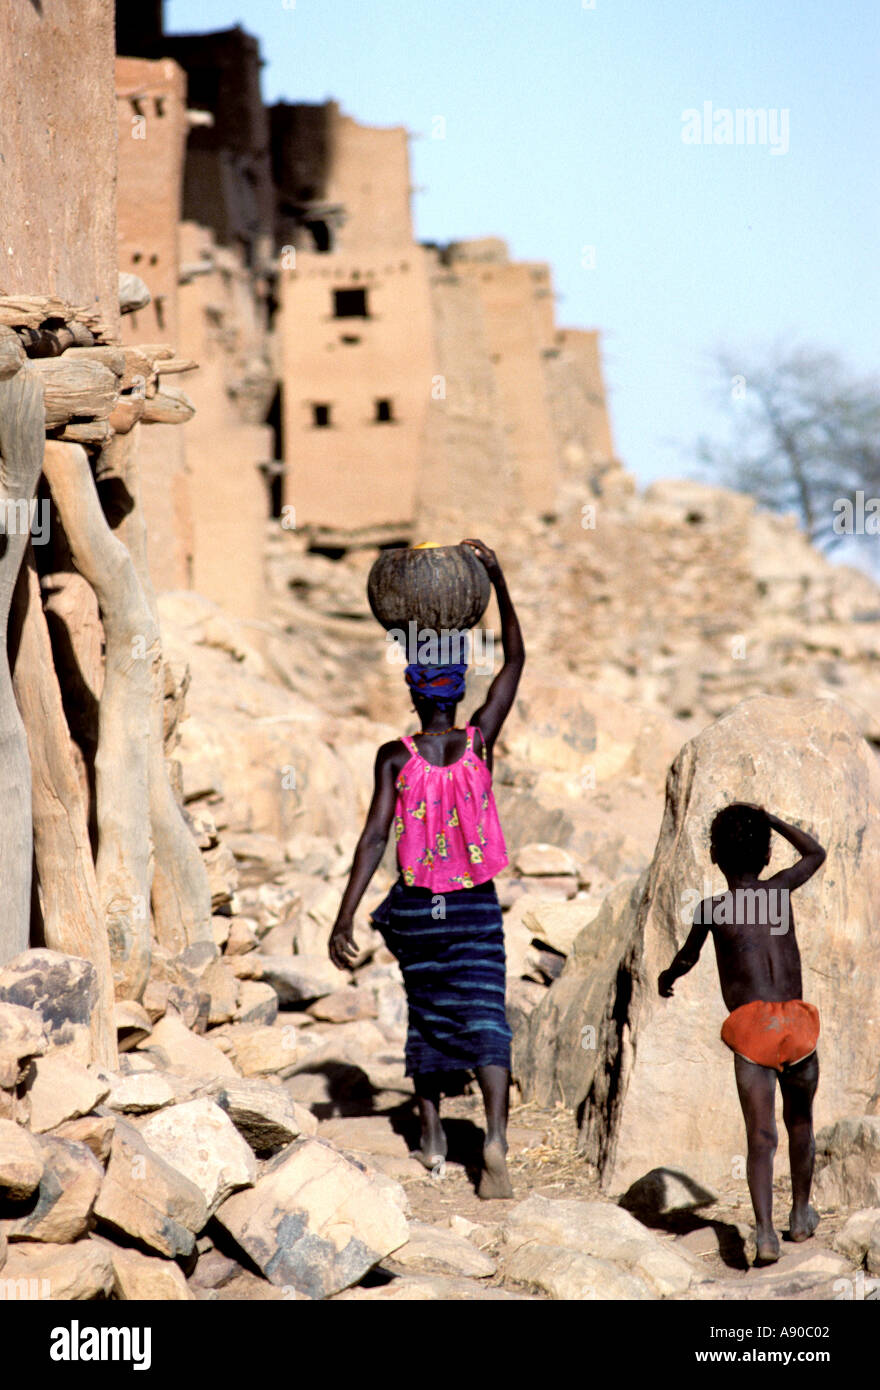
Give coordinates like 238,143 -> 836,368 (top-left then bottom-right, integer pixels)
6,1 -> 620,624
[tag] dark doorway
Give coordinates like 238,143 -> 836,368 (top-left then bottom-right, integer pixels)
265,387 -> 284,518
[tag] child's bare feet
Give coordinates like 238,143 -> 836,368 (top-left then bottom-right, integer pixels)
478,1138 -> 513,1200
789,1204 -> 819,1242
754,1226 -> 781,1264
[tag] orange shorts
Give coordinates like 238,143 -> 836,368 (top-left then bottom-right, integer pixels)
720,999 -> 820,1072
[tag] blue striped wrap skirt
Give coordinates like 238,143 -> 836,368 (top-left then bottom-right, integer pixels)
370,876 -> 512,1077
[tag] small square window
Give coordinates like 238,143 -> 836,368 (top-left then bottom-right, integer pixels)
334,287 -> 369,318
312,403 -> 331,427
375,399 -> 394,423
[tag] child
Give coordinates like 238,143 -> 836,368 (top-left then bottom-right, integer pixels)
658,802 -> 826,1263
329,538 -> 524,1199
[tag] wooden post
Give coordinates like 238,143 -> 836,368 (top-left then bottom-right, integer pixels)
99,429 -> 215,960
10,549 -> 117,1066
42,440 -> 155,1000
0,367 -> 45,965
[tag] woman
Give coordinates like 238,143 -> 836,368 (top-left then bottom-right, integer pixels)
328,538 -> 525,1198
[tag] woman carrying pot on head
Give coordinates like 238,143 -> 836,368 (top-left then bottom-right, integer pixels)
328,539 -> 525,1199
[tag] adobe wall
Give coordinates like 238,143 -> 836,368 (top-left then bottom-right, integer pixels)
163,27 -> 275,265
0,0 -> 118,333
420,242 -> 558,527
461,256 -> 560,518
277,107 -> 434,541
116,56 -> 193,591
328,112 -> 415,251
177,222 -> 272,623
420,239 -> 619,533
279,248 -> 434,537
543,327 -> 617,478
418,249 -> 512,534
115,51 -> 271,620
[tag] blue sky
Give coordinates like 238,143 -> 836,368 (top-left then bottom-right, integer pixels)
167,0 -> 879,488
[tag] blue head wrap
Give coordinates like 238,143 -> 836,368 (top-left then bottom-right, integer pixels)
404,662 -> 468,703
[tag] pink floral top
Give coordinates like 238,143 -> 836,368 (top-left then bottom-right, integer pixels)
393,725 -> 508,892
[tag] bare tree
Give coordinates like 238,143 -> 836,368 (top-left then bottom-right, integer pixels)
695,347 -> 880,551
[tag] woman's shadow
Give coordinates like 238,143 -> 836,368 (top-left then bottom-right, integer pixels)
387,1085 -> 488,1193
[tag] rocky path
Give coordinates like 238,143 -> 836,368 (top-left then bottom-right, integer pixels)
308,1092 -> 875,1302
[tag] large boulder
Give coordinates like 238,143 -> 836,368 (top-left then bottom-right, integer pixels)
97,1238 -> 194,1300
0,1119 -> 44,1199
0,1002 -> 47,1089
514,878 -> 644,1144
24,1053 -> 110,1133
503,683 -> 678,786
249,955 -> 347,1006
2,1136 -> 103,1244
833,1208 -> 880,1266
501,1194 -> 698,1298
520,895 -> 611,957
93,1118 -> 208,1258
158,592 -> 371,841
216,1078 -> 316,1156
138,1014 -> 237,1078
215,1137 -> 409,1299
0,951 -> 97,1063
388,1223 -> 496,1280
136,1099 -> 257,1216
605,696 -> 880,1192
0,1238 -> 115,1300
813,1117 -> 880,1210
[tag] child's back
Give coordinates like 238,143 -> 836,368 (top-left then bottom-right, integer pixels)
658,802 -> 826,1264
698,882 -> 803,1012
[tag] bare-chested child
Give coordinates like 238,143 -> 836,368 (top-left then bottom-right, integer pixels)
658,803 -> 826,1264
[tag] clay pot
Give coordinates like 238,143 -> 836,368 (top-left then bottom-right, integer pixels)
367,544 -> 491,633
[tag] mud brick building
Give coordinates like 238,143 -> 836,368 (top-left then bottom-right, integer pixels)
115,5 -> 619,595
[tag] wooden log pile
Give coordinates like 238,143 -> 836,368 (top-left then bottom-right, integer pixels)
0,274 -> 213,1068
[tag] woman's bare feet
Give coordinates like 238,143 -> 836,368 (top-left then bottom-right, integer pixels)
478,1138 -> 514,1200
415,1123 -> 447,1176
789,1204 -> 819,1242
754,1225 -> 781,1264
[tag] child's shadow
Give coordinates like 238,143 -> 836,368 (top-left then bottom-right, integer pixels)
638,1210 -> 750,1270
619,1168 -> 749,1271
